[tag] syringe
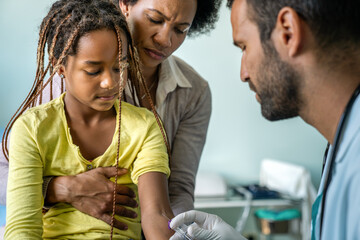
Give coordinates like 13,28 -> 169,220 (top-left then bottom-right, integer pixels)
162,213 -> 194,240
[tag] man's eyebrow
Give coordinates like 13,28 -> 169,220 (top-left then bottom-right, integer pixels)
147,8 -> 191,26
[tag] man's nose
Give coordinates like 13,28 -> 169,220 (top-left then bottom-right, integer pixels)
240,61 -> 250,82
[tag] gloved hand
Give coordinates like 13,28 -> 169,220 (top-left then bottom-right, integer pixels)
169,210 -> 247,240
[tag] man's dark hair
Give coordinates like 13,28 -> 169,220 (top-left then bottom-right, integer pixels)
113,0 -> 222,37
227,0 -> 360,52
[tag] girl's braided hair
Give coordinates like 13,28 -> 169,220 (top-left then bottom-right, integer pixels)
2,0 -> 170,238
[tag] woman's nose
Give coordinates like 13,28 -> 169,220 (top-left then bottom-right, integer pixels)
153,26 -> 172,48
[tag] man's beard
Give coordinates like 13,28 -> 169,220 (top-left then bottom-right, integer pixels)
256,41 -> 303,121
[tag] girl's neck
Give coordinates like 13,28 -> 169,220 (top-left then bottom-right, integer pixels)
64,94 -> 116,126
63,93 -> 117,161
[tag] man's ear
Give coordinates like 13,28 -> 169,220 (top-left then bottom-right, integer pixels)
272,7 -> 303,57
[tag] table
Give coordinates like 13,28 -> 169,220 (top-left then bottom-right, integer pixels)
195,195 -> 307,240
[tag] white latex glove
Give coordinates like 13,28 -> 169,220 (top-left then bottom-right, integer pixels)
169,210 -> 247,240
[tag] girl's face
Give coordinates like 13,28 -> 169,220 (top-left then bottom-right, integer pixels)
60,29 -> 128,112
120,0 -> 197,69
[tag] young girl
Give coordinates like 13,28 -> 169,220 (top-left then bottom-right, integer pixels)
4,0 -> 174,239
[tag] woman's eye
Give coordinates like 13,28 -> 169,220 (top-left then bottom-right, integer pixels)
146,14 -> 162,24
113,68 -> 120,73
175,28 -> 186,35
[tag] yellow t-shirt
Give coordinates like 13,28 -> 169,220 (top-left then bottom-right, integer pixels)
5,93 -> 170,240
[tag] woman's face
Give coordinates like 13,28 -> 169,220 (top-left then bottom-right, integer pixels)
120,0 -> 197,69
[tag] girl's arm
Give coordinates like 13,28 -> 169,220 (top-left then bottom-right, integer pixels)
138,172 -> 175,240
5,118 -> 43,239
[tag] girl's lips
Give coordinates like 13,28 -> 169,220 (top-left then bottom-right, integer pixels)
98,94 -> 116,101
144,48 -> 166,61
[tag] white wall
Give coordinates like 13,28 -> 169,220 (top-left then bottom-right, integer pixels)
0,1 -> 326,187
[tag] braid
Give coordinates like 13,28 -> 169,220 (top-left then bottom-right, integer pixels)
35,9 -> 63,105
110,24 -> 125,240
3,0 -> 90,160
2,5 -> 67,159
129,44 -> 172,160
2,8 -> 60,142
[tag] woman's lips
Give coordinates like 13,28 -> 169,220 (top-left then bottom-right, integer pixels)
144,48 -> 166,61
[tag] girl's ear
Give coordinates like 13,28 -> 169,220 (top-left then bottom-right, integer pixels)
57,64 -> 66,78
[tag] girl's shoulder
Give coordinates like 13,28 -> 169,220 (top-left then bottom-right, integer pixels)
121,101 -> 153,117
16,95 -> 65,127
120,101 -> 157,125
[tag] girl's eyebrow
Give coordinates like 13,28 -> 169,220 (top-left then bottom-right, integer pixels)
83,56 -> 127,65
84,60 -> 102,65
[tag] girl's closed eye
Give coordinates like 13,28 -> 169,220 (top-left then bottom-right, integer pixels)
85,69 -> 101,76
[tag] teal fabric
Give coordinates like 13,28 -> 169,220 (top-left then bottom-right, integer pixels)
255,208 -> 301,221
311,192 -> 322,240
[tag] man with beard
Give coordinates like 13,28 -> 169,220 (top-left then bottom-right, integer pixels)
169,0 -> 360,239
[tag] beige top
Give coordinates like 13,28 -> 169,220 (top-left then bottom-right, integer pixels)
0,55 -> 212,215
125,55 -> 212,215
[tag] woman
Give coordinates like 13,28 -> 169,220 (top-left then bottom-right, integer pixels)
1,0 -> 221,229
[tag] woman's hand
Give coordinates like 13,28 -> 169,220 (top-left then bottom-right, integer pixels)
46,167 -> 138,230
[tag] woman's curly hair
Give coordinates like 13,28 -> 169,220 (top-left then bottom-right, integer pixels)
188,0 -> 222,36
115,0 -> 222,37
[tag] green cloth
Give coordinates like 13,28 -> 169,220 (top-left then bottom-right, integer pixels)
255,208 -> 301,221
